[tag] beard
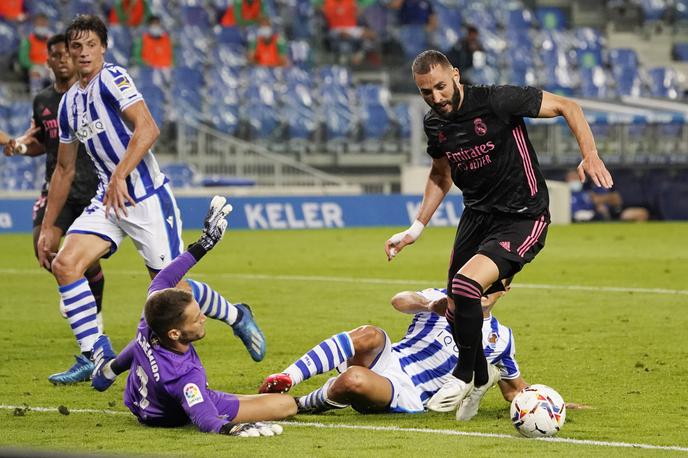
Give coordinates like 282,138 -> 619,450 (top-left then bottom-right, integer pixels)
178,327 -> 205,344
433,80 -> 462,117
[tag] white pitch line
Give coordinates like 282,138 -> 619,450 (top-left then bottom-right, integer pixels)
1,268 -> 686,296
2,405 -> 687,452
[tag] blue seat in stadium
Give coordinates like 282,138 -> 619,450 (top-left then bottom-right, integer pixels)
283,86 -> 318,141
535,6 -> 567,30
172,67 -> 204,113
319,66 -> 351,88
216,26 -> 245,46
289,40 -> 313,69
647,66 -> 681,99
580,66 -> 615,98
181,5 -> 211,28
142,86 -> 166,126
639,0 -> 668,22
209,102 -> 240,135
463,4 -> 498,32
432,3 -> 462,52
0,21 -> 19,57
393,103 -> 411,140
576,48 -> 604,69
161,163 -> 197,189
505,7 -> 533,31
356,84 -> 391,141
284,67 -> 312,86
243,86 -> 280,140
281,0 -> 315,40
1,155 -> 37,191
26,0 -> 61,22
609,48 -> 639,69
672,42 -> 688,61
397,25 -> 428,60
68,0 -> 102,16
212,44 -> 247,68
8,101 -> 32,137
208,65 -> 241,90
107,25 -> 132,67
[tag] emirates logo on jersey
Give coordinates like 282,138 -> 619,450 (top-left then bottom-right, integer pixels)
474,118 -> 487,136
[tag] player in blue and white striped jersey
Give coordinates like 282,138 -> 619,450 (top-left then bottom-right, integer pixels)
36,16 -> 265,385
259,280 -> 527,417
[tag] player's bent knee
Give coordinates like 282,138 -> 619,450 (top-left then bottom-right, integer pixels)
335,366 -> 369,395
349,326 -> 385,353
51,253 -> 78,281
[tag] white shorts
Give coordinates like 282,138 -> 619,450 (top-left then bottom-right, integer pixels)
67,183 -> 184,270
339,330 -> 425,413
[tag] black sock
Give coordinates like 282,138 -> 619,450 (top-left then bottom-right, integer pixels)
450,274 -> 484,384
86,266 -> 105,314
472,334 -> 489,386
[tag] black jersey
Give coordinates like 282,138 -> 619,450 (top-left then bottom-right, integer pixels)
33,85 -> 99,203
424,85 -> 549,218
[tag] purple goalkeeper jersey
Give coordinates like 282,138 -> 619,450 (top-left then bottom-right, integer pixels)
122,252 -> 239,432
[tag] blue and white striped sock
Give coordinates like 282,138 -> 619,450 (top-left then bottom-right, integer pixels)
186,279 -> 239,325
297,377 -> 348,412
283,332 -> 355,385
59,278 -> 100,353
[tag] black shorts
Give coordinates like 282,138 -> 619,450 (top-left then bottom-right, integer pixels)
32,193 -> 91,234
447,208 -> 549,296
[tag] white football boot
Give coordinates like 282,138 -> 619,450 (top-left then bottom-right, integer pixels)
427,375 -> 473,412
456,364 -> 501,421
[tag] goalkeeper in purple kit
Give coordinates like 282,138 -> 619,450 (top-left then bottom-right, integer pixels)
92,197 -> 296,436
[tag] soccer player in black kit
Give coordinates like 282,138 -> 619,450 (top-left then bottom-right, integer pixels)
384,50 -> 613,421
3,34 -> 105,384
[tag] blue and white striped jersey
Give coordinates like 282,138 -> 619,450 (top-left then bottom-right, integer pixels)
58,63 -> 165,203
392,288 -> 520,406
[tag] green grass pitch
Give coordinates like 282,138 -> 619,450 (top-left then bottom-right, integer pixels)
1,223 -> 687,457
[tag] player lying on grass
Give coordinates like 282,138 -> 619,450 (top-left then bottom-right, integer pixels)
259,280 -> 527,419
91,197 -> 296,437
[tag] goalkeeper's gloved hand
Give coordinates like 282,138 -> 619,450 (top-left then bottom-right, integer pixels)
220,422 -> 284,437
197,195 -> 233,251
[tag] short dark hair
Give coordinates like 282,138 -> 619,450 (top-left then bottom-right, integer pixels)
47,33 -> 66,52
144,289 -> 193,339
411,50 -> 452,75
65,14 -> 108,48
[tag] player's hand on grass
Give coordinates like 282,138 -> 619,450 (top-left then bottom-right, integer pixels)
385,220 -> 425,261
104,174 -> 135,220
220,422 -> 283,437
577,153 -> 613,189
198,196 -> 233,251
37,229 -> 57,270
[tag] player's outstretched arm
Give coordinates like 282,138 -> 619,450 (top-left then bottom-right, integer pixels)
537,91 -> 613,189
385,157 -> 452,261
3,125 -> 42,157
37,141 -> 78,269
103,100 -> 160,219
148,196 -> 232,295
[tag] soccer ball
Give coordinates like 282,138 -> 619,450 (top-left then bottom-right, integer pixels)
510,384 -> 566,438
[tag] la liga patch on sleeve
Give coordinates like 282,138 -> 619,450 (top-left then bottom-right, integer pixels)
183,383 -> 204,407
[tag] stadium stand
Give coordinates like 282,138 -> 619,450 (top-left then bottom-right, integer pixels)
0,0 -> 686,217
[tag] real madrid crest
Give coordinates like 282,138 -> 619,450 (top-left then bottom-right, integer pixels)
474,117 -> 487,136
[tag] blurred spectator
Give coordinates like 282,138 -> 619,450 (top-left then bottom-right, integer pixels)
388,0 -> 436,33
218,0 -> 267,27
0,0 -> 27,22
247,19 -> 288,67
18,14 -> 51,95
108,0 -> 151,27
132,15 -> 173,69
565,170 -> 649,222
446,25 -> 483,72
316,0 -> 376,65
